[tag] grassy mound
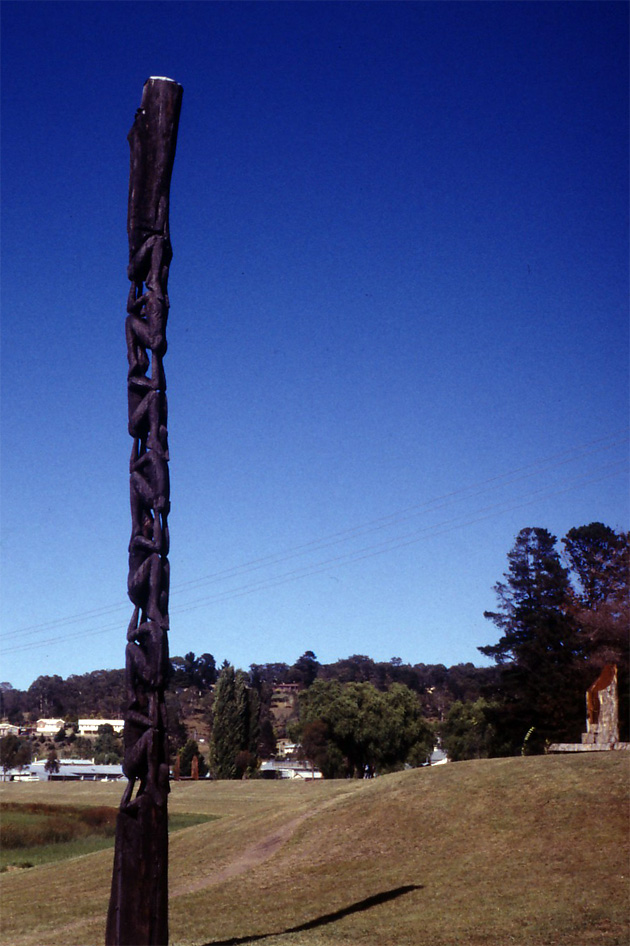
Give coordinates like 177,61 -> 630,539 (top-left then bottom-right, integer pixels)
1,753 -> 628,946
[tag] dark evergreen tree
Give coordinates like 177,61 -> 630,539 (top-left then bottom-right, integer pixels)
170,652 -> 216,692
236,670 -> 260,759
234,670 -> 250,753
257,715 -> 277,760
209,665 -> 260,778
194,653 -> 217,690
563,523 -> 629,660
288,651 -> 320,687
563,523 -> 627,608
72,736 -> 95,759
209,664 -> 238,779
479,527 -> 584,754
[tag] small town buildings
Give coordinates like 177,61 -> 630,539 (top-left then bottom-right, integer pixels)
33,718 -> 125,737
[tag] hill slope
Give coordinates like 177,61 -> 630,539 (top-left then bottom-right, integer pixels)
1,753 -> 628,945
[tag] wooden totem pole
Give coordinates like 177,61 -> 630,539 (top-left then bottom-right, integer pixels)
106,77 -> 182,946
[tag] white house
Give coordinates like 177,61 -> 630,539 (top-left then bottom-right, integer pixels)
35,717 -> 66,735
77,719 -> 124,736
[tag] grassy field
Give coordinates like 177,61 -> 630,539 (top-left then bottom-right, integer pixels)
0,753 -> 628,946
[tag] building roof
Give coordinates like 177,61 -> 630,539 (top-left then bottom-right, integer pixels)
26,761 -> 124,781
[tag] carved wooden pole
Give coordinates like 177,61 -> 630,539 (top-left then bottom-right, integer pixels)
106,76 -> 182,946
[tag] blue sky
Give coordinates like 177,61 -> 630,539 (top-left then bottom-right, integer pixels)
1,1 -> 628,692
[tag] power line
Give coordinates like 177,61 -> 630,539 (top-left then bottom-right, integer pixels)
170,433 -> 628,595
172,462 -> 626,613
1,458 -> 625,657
6,430 -> 627,642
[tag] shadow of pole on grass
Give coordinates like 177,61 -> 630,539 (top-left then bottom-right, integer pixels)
201,884 -> 423,945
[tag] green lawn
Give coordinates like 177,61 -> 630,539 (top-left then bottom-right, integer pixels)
1,754 -> 628,946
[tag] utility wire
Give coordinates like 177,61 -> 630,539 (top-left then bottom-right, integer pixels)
170,433 -> 628,596
5,430 -> 626,641
1,458 -> 624,657
172,462 -> 626,612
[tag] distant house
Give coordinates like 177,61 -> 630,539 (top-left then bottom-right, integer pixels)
429,747 -> 448,766
259,760 -> 323,780
274,682 -> 300,693
276,739 -> 299,759
77,718 -> 124,736
35,718 -> 66,735
0,722 -> 20,737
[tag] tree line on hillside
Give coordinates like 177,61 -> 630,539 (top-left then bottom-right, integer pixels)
2,522 -> 626,777
0,654 -> 498,735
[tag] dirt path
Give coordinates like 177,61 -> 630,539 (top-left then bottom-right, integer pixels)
170,795 -> 339,897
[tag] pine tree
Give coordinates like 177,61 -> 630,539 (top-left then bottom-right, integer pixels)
209,665 -> 238,779
563,523 -> 627,609
290,651 -> 320,687
236,669 -> 260,757
209,665 -> 261,778
479,527 -> 583,753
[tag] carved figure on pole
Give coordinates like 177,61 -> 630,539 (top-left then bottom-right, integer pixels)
106,76 -> 182,946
